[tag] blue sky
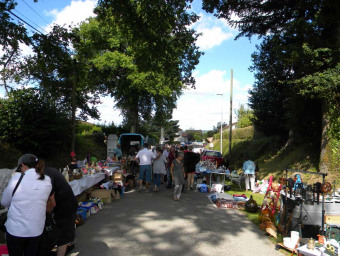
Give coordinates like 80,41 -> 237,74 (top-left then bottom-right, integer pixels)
3,0 -> 261,131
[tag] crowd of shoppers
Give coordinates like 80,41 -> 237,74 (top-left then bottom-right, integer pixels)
134,144 -> 201,201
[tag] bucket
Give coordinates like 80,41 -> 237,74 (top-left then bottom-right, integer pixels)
283,237 -> 292,248
291,231 -> 299,246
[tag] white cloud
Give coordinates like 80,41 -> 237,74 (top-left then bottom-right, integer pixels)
196,27 -> 233,50
19,42 -> 33,56
186,70 -> 227,94
87,96 -> 123,125
193,12 -> 234,50
44,9 -> 59,17
173,70 -> 250,130
44,0 -> 97,31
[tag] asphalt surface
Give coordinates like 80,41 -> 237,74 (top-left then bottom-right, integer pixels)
69,186 -> 284,256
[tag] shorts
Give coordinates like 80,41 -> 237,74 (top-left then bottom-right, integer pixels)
55,213 -> 76,246
139,165 -> 151,183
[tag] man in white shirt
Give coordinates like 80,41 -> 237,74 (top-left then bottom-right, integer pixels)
162,145 -> 169,158
135,143 -> 156,192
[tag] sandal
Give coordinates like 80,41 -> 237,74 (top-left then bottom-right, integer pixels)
174,197 -> 178,201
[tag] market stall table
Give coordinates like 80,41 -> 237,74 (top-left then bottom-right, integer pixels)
297,244 -> 332,256
69,173 -> 106,196
196,163 -> 230,189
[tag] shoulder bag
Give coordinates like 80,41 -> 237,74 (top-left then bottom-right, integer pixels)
0,172 -> 25,232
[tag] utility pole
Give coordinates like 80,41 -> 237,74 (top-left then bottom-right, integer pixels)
229,69 -> 233,161
217,93 -> 223,154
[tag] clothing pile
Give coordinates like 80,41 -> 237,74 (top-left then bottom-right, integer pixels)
208,193 -> 238,209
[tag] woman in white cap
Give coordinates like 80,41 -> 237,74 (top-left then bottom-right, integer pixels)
1,154 -> 52,256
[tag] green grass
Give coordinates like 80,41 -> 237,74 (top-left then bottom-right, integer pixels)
212,126 -> 325,185
225,182 -> 264,225
224,182 -> 292,254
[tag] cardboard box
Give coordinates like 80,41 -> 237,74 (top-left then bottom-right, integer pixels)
77,208 -> 88,220
112,173 -> 126,183
76,192 -> 88,203
113,173 -> 122,180
90,189 -> 112,203
111,190 -> 120,200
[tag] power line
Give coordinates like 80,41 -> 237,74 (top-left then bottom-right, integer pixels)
13,9 -> 47,33
20,0 -> 50,26
7,10 -> 44,34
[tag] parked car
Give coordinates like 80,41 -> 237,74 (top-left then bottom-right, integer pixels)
201,150 -> 223,166
191,144 -> 205,154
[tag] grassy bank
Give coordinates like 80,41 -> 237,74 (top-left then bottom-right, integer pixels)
211,126 -> 332,185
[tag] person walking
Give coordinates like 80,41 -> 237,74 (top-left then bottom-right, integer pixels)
243,159 -> 256,191
1,154 -> 52,256
162,146 -> 169,183
183,146 -> 200,190
153,147 -> 167,192
166,146 -> 176,189
135,143 -> 156,192
171,152 -> 186,201
113,144 -> 122,161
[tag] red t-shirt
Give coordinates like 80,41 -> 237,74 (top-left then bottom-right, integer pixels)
167,151 -> 176,168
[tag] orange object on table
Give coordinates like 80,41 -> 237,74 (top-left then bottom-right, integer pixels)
317,234 -> 325,244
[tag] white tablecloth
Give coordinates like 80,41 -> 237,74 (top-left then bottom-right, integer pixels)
297,244 -> 331,256
103,166 -> 121,176
69,173 -> 105,196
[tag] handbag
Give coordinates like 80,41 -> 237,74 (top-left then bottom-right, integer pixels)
0,172 -> 25,232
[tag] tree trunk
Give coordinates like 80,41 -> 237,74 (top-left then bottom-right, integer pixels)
319,101 -> 330,173
160,127 -> 165,144
284,129 -> 294,148
71,59 -> 77,153
129,105 -> 139,133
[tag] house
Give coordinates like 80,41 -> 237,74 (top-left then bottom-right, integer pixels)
174,130 -> 188,143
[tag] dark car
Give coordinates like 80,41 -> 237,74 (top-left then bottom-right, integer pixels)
201,150 -> 223,166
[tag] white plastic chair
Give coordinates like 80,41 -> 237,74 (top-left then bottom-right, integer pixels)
231,173 -> 245,190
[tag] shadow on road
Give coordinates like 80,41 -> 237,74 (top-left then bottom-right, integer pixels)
70,187 -> 282,256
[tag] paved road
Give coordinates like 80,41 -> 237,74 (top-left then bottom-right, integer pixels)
69,187 -> 284,256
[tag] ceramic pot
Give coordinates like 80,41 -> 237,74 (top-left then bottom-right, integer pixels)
245,195 -> 258,213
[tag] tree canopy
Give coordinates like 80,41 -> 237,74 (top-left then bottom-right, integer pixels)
74,0 -> 202,132
203,0 -> 339,137
0,88 -> 71,157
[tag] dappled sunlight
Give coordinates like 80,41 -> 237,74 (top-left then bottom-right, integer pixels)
71,189 -> 283,256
